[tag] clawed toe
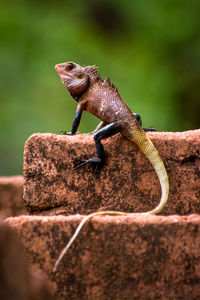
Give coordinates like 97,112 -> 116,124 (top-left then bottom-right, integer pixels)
143,127 -> 156,132
72,157 -> 102,173
72,160 -> 89,170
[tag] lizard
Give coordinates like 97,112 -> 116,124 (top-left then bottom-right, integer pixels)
53,61 -> 169,272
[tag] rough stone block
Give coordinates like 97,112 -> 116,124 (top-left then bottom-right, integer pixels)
6,214 -> 200,299
0,176 -> 26,219
0,220 -> 53,300
24,129 -> 200,215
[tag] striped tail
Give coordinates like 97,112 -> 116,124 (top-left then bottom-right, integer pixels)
130,132 -> 169,214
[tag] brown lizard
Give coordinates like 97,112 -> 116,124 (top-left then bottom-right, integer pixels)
53,61 -> 169,272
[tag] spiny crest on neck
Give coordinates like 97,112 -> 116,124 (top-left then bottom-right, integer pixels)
104,76 -> 119,93
84,65 -> 102,83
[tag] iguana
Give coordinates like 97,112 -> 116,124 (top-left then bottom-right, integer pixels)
53,61 -> 169,272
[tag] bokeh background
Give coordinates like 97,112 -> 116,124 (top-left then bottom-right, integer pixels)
1,0 -> 200,176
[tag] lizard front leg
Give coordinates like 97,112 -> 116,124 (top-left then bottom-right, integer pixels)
61,103 -> 83,135
73,122 -> 121,173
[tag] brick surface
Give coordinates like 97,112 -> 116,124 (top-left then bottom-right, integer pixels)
6,214 -> 200,300
23,129 -> 200,215
0,176 -> 26,219
0,220 -> 53,300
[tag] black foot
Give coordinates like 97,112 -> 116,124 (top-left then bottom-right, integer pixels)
143,127 -> 156,132
72,157 -> 103,174
72,122 -> 120,175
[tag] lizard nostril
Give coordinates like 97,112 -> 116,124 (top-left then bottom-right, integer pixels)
55,64 -> 61,71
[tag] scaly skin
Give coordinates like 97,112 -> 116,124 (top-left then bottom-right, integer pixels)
53,62 -> 169,272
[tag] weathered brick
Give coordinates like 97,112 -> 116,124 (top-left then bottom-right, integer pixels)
23,129 -> 200,215
0,176 -> 26,219
6,214 -> 200,300
0,220 -> 53,300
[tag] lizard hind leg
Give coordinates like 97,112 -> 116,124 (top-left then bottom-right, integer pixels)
133,113 -> 156,132
72,122 -> 122,173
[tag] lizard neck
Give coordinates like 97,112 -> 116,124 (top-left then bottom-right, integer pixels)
70,81 -> 98,103
69,89 -> 87,102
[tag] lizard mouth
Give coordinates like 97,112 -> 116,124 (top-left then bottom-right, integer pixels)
55,64 -> 74,79
55,64 -> 67,75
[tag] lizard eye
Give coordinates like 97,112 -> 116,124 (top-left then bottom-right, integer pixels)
65,63 -> 74,71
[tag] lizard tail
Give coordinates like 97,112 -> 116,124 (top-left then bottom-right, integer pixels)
53,133 -> 169,272
130,132 -> 169,214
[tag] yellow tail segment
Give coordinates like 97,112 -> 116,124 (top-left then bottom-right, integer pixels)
130,132 -> 169,214
53,132 -> 169,272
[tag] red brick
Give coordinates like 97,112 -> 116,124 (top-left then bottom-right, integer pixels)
23,129 -> 200,215
6,214 -> 200,299
0,220 -> 53,300
0,176 -> 26,219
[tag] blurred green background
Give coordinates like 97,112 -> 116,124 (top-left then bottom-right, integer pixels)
0,0 -> 200,176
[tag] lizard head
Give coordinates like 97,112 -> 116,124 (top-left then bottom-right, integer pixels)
55,62 -> 99,100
